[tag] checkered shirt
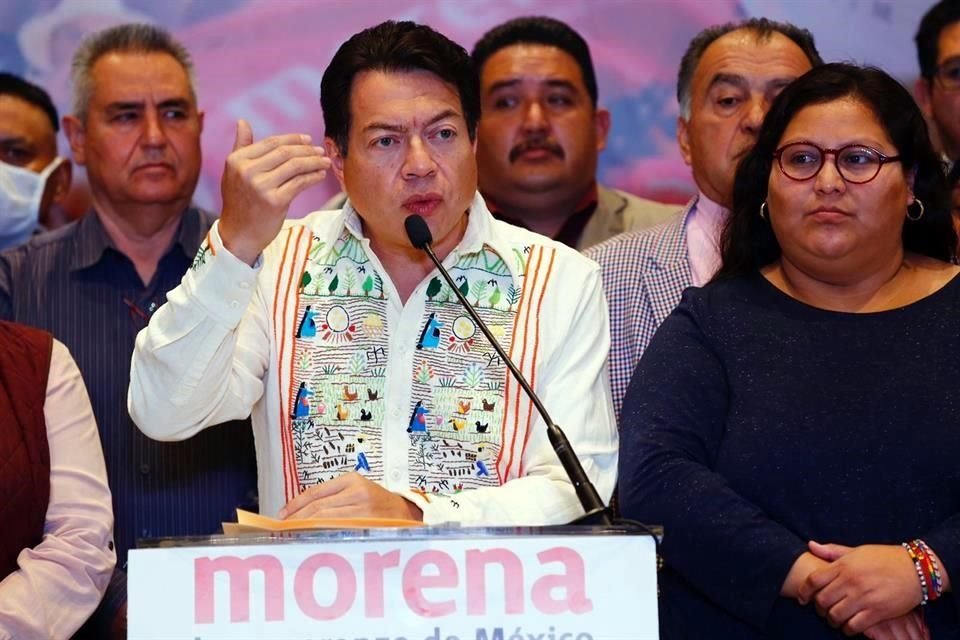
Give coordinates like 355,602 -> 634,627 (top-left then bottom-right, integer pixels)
585,198 -> 696,420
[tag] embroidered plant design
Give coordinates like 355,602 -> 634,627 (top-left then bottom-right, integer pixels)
470,279 -> 488,306
506,284 -> 521,310
416,360 -> 435,384
191,245 -> 210,271
347,351 -> 367,376
462,363 -> 485,390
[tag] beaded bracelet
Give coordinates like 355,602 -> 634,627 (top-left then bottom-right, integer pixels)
902,539 -> 944,604
916,539 -> 944,601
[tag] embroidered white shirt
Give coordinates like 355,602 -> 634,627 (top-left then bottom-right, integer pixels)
129,193 -> 617,525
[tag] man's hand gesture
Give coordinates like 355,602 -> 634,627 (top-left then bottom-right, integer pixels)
219,119 -> 331,265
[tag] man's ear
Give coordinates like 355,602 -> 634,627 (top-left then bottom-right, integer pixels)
677,116 -> 693,167
914,77 -> 933,118
324,137 -> 347,191
61,115 -> 86,166
594,107 -> 611,152
50,159 -> 72,204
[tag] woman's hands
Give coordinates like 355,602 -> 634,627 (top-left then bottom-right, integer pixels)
783,541 -> 930,639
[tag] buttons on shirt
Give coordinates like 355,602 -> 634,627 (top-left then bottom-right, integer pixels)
239,281 -> 250,290
139,463 -> 151,475
230,300 -> 240,309
389,468 -> 402,483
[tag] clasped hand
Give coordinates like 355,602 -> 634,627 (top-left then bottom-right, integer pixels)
795,541 -> 926,639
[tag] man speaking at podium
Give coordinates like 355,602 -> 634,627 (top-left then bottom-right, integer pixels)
129,21 -> 616,526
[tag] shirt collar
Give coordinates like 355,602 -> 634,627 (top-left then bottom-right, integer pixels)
482,182 -> 599,248
338,192 -> 524,285
69,206 -> 204,272
693,190 -> 728,221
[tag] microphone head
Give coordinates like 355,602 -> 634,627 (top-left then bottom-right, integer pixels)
404,214 -> 433,250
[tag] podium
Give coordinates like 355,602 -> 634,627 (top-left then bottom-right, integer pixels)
128,524 -> 659,639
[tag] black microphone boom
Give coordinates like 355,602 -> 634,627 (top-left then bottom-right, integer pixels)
403,214 -> 611,525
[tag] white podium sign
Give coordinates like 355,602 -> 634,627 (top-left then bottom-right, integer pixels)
128,530 -> 658,640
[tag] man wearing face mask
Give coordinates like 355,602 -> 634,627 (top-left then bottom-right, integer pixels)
0,72 -> 72,249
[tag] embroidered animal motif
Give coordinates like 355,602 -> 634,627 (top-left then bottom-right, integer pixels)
296,305 -> 317,339
475,443 -> 490,477
481,398 -> 495,411
336,403 -> 350,421
417,312 -> 443,349
448,418 -> 466,431
355,433 -> 370,472
360,408 -> 372,421
292,382 -> 313,418
475,421 -> 489,433
343,385 -> 358,401
457,399 -> 471,415
408,400 -> 429,433
367,388 -> 379,401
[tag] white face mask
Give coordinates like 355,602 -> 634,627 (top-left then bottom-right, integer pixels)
0,156 -> 64,250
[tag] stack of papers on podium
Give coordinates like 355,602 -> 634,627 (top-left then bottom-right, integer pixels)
222,509 -> 423,534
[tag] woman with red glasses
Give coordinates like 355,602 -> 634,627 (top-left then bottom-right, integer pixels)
619,63 -> 958,639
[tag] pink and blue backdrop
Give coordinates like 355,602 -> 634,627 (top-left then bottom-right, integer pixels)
0,0 -> 932,216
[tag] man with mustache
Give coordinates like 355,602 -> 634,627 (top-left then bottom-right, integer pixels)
0,23 -> 257,634
471,16 -> 677,250
585,18 -> 822,418
129,20 -> 616,527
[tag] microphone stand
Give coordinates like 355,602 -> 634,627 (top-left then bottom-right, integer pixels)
414,237 -> 612,526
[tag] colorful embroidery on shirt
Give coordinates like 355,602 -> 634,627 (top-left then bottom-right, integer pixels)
279,226 -> 553,505
404,248 -> 520,498
287,232 -> 389,491
191,236 -> 213,272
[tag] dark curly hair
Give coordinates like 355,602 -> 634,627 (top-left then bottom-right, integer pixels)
715,63 -> 955,281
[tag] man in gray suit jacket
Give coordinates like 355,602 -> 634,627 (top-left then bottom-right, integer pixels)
586,18 -> 823,418
470,16 -> 677,250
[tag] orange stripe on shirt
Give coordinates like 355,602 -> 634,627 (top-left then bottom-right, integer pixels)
517,247 -> 556,476
498,245 -> 543,481
495,249 -> 539,479
282,227 -> 313,500
272,227 -> 300,501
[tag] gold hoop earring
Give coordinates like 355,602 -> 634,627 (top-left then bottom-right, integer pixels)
907,199 -> 924,222
759,201 -> 768,220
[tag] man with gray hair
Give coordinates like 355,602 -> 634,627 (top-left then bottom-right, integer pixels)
0,23 -> 257,633
585,18 -> 822,419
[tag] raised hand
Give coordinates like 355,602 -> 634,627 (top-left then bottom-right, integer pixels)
219,119 -> 331,265
277,472 -> 423,521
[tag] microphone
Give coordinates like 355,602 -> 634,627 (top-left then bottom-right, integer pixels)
404,214 -> 612,525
